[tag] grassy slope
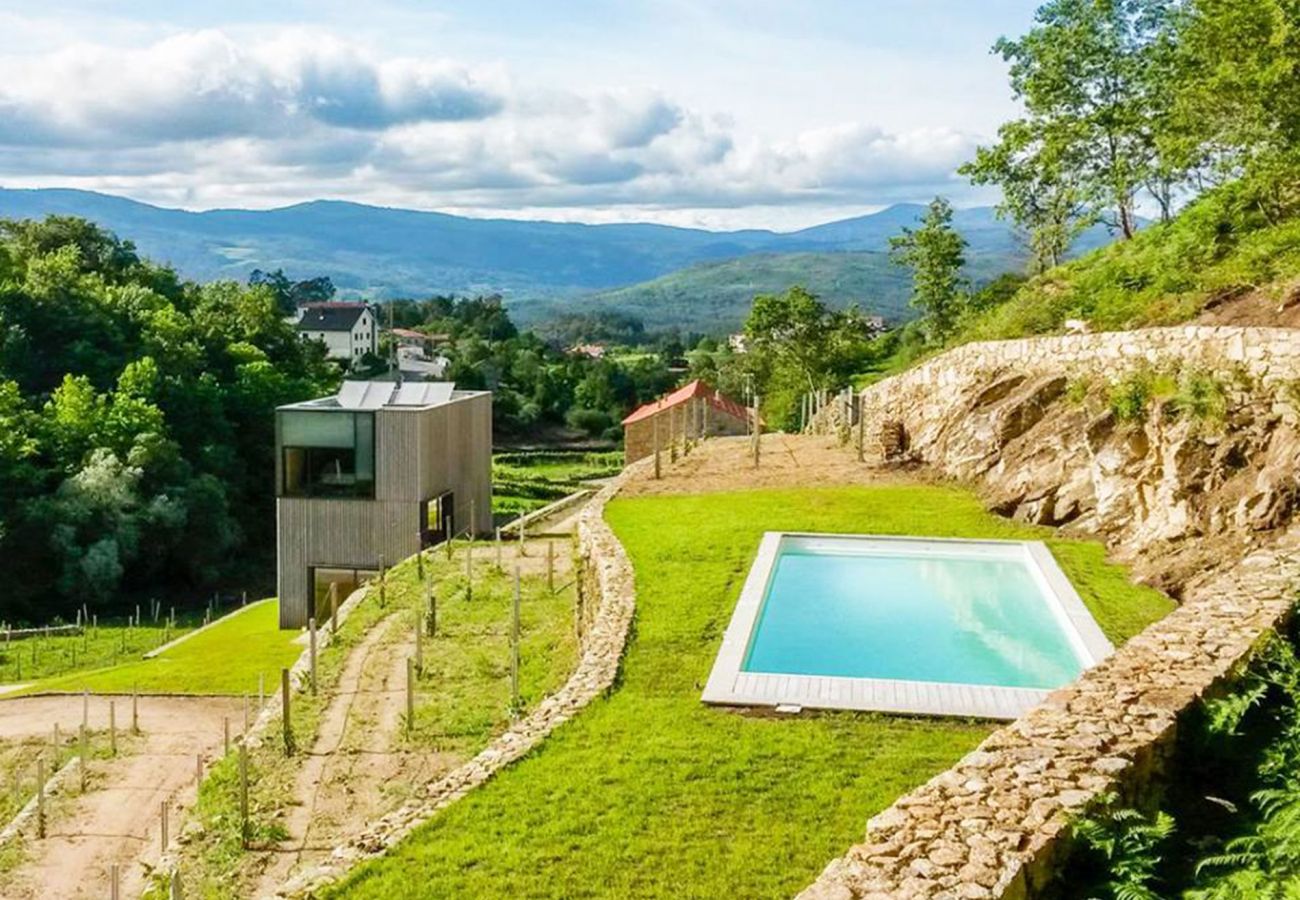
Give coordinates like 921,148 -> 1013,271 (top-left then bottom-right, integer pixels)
960,186 -> 1300,343
22,600 -> 300,696
163,546 -> 579,898
328,484 -> 1172,900
492,451 -> 623,519
0,620 -> 196,685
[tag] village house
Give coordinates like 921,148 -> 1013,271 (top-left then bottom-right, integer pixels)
295,302 -> 379,362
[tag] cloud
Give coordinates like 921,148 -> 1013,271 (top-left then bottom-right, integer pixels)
0,28 -> 983,225
0,30 -> 503,146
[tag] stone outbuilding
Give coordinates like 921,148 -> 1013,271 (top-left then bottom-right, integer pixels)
621,380 -> 752,464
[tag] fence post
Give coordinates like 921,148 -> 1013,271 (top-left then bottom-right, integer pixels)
281,668 -> 293,756
464,539 -> 473,602
415,613 -> 424,674
308,617 -> 318,696
223,717 -> 230,756
79,724 -> 88,793
238,742 -> 249,848
111,862 -> 120,900
329,581 -> 339,634
160,801 -> 168,851
416,545 -> 424,582
36,758 -> 45,839
653,413 -> 662,480
405,657 -> 415,738
495,528 -> 503,570
511,567 -> 521,718
426,563 -> 437,638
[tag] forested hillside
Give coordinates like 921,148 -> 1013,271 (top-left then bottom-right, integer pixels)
0,217 -> 338,622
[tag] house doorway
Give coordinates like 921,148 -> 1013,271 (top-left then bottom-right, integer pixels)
421,491 -> 455,547
310,566 -> 379,621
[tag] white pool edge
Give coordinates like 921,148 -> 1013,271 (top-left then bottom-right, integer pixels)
701,532 -> 1115,721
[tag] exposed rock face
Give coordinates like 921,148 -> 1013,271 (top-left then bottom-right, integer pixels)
802,326 -> 1300,900
858,326 -> 1300,595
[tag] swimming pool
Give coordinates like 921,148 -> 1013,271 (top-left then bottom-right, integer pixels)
701,533 -> 1113,719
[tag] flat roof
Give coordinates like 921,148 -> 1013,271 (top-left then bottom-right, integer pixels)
278,380 -> 487,412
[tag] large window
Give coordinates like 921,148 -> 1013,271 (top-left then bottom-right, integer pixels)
280,410 -> 375,498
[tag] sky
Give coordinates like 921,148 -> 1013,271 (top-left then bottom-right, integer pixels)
0,1 -> 1039,230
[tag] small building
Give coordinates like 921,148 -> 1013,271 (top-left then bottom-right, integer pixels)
727,333 -> 748,354
621,379 -> 752,464
295,302 -> 378,362
397,345 -> 450,381
275,380 -> 492,629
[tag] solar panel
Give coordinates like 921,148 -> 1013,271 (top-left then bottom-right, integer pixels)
393,381 -> 456,406
337,381 -> 395,409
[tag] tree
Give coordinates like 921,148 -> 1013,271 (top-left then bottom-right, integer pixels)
1169,0 -> 1300,219
888,198 -> 969,342
965,0 -> 1178,242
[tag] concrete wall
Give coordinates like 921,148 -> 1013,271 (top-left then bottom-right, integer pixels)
276,392 -> 492,628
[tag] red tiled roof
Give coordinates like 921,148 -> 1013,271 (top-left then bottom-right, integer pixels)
621,379 -> 754,426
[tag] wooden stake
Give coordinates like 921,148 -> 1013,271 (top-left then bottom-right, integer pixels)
405,657 -> 415,738
132,689 -> 139,734
160,801 -> 168,851
169,869 -> 181,900
79,724 -> 88,793
415,614 -> 424,673
495,528 -> 503,570
111,863 -> 120,900
379,556 -> 387,607
109,701 -> 117,756
445,512 -> 455,560
329,581 -> 339,634
36,758 -> 45,838
511,567 -> 521,718
281,668 -> 293,756
416,546 -> 424,582
223,717 -> 230,756
238,743 -> 249,848
308,617 -> 318,695
464,540 -> 473,602
82,689 -> 89,730
243,694 -> 250,735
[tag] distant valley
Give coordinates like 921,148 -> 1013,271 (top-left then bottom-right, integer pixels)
0,188 -> 1115,331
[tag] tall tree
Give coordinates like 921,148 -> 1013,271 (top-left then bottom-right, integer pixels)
965,0 -> 1178,241
888,198 -> 969,342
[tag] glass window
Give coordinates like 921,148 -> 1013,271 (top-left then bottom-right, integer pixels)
280,411 -> 375,498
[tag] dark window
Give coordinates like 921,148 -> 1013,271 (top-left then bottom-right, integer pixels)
279,410 -> 375,498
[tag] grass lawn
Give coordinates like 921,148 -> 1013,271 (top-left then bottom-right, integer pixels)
21,600 -> 301,697
327,484 -> 1174,899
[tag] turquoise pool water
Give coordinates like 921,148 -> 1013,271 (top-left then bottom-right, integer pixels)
741,546 -> 1084,690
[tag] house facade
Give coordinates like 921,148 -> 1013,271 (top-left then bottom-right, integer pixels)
621,379 -> 752,464
295,302 -> 378,362
275,380 -> 492,628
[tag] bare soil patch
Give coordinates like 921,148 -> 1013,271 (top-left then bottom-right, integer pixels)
0,694 -> 244,899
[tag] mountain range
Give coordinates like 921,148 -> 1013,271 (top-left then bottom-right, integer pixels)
0,188 -> 1115,331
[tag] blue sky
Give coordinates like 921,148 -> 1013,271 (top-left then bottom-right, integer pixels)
0,1 -> 1039,229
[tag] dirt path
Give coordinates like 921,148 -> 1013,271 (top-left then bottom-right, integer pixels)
0,694 -> 244,900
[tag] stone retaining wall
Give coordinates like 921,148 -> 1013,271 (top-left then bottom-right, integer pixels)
799,325 -> 1300,899
273,459 -> 646,898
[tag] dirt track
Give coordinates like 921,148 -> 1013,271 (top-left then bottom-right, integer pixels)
0,693 -> 245,899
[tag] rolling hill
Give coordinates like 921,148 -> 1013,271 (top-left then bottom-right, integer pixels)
0,188 -> 1117,330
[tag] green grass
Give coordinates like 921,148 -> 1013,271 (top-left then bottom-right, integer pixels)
327,484 -> 1173,900
958,181 -> 1300,343
20,600 -> 300,697
161,544 -> 580,899
0,619 -> 196,686
492,450 -> 624,519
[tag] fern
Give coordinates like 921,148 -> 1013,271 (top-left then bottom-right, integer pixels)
1074,794 -> 1175,900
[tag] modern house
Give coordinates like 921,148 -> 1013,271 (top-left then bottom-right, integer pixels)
275,380 -> 492,629
621,379 -> 753,464
295,302 -> 378,362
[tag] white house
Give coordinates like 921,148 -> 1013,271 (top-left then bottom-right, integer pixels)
295,303 -> 378,362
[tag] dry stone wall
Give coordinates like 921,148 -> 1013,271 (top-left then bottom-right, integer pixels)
272,460 -> 646,899
800,326 -> 1300,899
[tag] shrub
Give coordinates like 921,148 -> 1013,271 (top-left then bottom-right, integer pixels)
1109,371 -> 1153,422
1173,370 -> 1229,426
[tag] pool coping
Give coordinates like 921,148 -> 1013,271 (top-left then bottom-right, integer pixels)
701,532 -> 1114,720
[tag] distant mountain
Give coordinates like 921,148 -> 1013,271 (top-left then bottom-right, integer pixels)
533,249 -> 1014,333
0,188 -> 1117,330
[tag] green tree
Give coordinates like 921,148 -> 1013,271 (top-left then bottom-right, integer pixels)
888,198 -> 969,342
965,0 -> 1177,242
